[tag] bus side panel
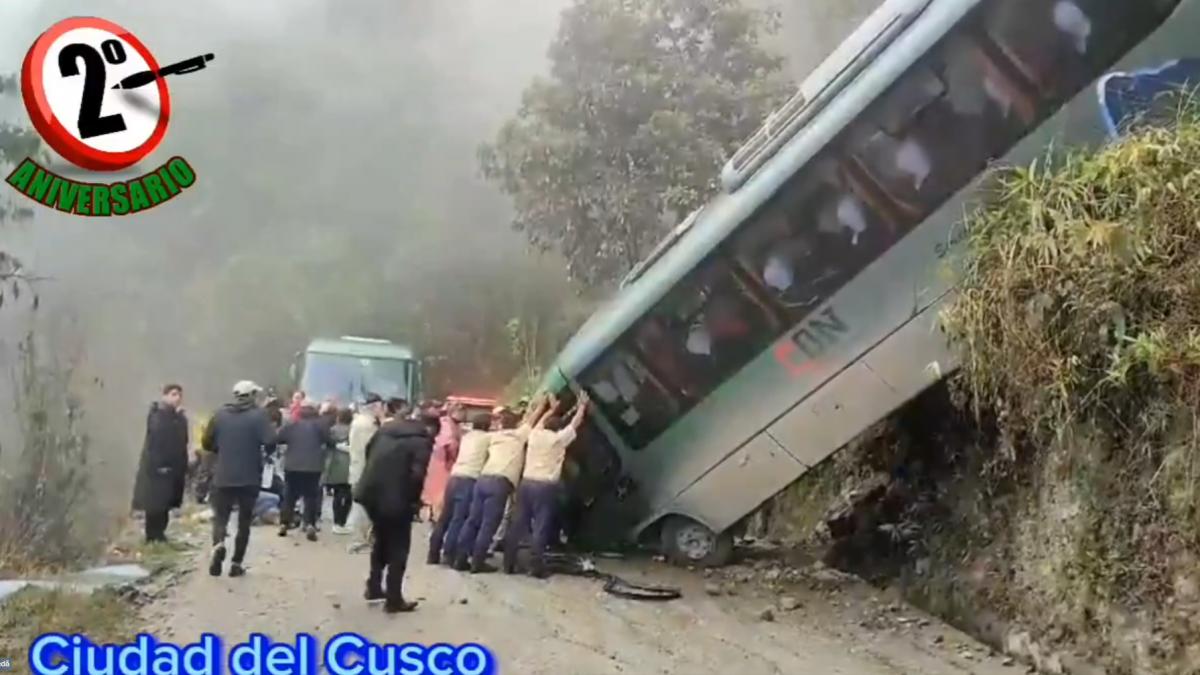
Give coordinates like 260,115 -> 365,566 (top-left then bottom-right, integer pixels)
661,433 -> 805,535
860,298 -> 959,401
767,361 -> 905,469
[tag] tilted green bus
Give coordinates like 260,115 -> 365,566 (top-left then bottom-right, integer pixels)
542,0 -> 1195,566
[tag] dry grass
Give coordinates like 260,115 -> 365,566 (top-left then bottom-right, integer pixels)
940,116 -> 1200,672
0,333 -> 105,575
0,588 -> 135,672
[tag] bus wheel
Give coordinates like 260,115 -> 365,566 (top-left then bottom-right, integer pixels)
660,516 -> 733,568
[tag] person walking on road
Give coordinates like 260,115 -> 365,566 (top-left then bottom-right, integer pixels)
503,394 -> 589,578
353,411 -> 434,613
276,398 -> 336,542
346,393 -> 385,553
132,383 -> 190,544
324,407 -> 354,534
201,380 -> 277,577
453,395 -> 551,573
427,410 -> 492,565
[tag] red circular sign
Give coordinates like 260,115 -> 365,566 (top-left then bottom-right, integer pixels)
21,17 -> 171,172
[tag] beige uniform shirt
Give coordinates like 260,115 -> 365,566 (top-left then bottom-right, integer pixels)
450,430 -> 491,479
522,426 -> 577,483
480,424 -> 532,487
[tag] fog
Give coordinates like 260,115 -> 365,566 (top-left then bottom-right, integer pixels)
0,0 -> 879,511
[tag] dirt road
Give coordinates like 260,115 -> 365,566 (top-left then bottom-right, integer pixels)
143,520 -> 1015,674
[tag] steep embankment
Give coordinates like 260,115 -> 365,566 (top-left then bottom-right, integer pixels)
765,120 -> 1200,674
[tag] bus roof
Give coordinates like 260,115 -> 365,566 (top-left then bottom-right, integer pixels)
550,0 -> 969,379
306,338 -> 416,361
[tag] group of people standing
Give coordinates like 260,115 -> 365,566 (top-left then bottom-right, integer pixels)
132,379 -> 589,615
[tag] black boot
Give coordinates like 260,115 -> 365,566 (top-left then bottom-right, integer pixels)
470,561 -> 498,575
384,598 -> 419,613
208,542 -> 226,577
426,549 -> 441,565
364,572 -> 385,602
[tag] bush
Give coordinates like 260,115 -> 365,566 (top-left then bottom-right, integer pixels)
0,333 -> 102,573
940,115 -> 1200,667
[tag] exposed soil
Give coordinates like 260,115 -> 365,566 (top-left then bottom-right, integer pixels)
140,517 -> 1016,675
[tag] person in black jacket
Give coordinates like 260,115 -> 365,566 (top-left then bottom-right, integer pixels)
353,414 -> 433,613
276,399 -> 335,542
201,380 -> 277,578
131,383 -> 189,543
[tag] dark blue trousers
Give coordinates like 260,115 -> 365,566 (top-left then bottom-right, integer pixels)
454,475 -> 513,568
503,479 -> 561,573
428,476 -> 475,562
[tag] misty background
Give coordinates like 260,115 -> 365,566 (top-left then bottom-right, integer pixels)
0,0 -> 879,513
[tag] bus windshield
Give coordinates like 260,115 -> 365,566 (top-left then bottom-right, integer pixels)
301,352 -> 414,403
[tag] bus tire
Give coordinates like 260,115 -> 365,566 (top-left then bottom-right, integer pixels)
660,516 -> 733,568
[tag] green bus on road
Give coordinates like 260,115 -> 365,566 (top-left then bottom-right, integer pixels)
293,337 -> 422,406
542,0 -> 1195,567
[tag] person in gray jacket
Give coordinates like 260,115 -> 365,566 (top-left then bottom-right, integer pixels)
276,399 -> 335,541
201,380 -> 277,577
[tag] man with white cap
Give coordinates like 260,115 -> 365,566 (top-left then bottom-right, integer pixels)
201,380 -> 277,577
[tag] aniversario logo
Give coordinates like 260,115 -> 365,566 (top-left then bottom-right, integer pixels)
5,16 -> 213,216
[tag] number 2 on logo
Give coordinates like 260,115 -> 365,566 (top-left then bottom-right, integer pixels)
57,39 -> 128,140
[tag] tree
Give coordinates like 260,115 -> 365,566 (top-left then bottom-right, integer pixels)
0,72 -> 41,306
479,0 -> 791,286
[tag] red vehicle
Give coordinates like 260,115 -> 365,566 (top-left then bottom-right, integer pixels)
446,395 -> 499,424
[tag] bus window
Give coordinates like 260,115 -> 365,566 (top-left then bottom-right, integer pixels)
850,31 -> 1032,217
634,317 -> 702,401
732,163 -> 892,321
581,350 -> 678,450
981,0 -> 1177,102
641,260 -> 776,398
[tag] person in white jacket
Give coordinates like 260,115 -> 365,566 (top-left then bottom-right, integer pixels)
346,393 -> 385,553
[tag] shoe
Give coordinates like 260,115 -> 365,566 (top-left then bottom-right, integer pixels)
426,552 -> 441,566
470,562 -> 498,575
277,526 -> 288,537
331,525 -> 350,535
529,568 -> 550,580
364,585 -> 386,603
452,557 -> 471,572
348,542 -> 369,554
305,525 -> 318,542
229,563 -> 246,578
208,543 -> 226,577
383,599 -> 419,613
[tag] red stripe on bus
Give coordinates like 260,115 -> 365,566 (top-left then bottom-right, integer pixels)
774,341 -> 818,377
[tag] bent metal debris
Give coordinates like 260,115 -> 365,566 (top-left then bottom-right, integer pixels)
5,156 -> 196,216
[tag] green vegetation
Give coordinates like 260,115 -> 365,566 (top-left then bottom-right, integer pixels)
935,117 -> 1200,673
480,0 -> 791,286
0,335 -> 104,575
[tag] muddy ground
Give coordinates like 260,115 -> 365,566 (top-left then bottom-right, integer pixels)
140,516 -> 1019,674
